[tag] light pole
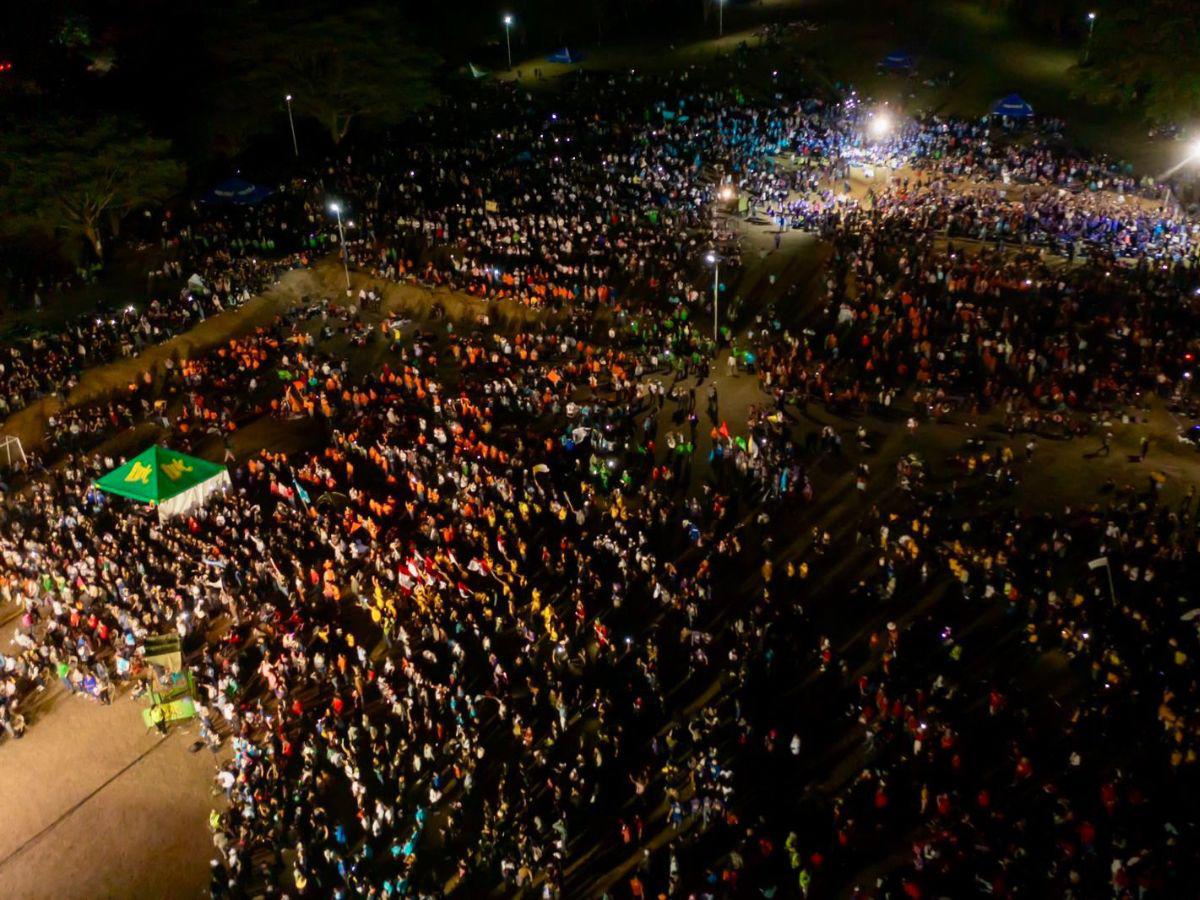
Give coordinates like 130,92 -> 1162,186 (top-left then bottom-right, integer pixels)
329,202 -> 351,293
717,0 -> 724,38
503,14 -> 514,70
706,252 -> 722,344
1084,11 -> 1096,64
285,94 -> 299,157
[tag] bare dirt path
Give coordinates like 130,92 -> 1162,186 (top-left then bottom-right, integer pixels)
0,675 -> 222,900
0,266 -> 325,453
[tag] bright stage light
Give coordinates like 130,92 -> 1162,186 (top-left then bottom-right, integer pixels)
868,112 -> 893,139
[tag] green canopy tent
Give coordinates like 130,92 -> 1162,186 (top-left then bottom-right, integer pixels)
94,445 -> 231,520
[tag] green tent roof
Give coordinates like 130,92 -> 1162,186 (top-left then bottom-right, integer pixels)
94,446 -> 227,506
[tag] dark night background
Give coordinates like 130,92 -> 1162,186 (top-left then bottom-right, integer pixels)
0,0 -> 1139,170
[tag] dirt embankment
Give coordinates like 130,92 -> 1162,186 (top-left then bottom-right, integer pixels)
0,257 -> 576,454
1,268 -> 320,452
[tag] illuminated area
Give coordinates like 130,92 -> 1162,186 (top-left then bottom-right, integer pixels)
867,110 -> 893,139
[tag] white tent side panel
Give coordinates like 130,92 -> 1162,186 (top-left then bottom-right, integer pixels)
157,470 -> 232,520
0,435 -> 26,469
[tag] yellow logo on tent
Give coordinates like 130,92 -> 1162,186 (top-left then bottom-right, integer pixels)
160,458 -> 194,481
125,461 -> 153,485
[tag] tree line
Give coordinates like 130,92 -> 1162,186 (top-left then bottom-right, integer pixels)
0,3 -> 440,270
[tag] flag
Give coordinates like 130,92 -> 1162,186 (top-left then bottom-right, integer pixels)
292,476 -> 311,506
1087,557 -> 1108,570
469,62 -> 489,79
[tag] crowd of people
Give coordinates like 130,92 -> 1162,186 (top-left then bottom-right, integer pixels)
3,47 -> 1200,899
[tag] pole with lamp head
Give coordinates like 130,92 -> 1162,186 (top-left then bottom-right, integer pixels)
285,94 -> 299,157
503,14 -> 514,70
329,202 -> 351,293
706,252 -> 722,344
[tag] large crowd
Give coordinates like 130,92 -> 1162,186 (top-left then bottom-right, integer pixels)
2,49 -> 1200,900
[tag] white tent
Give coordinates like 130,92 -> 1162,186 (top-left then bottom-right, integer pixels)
156,468 -> 231,520
0,435 -> 27,470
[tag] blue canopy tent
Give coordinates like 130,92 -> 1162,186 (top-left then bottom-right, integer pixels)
880,51 -> 915,71
991,93 -> 1034,119
202,177 -> 273,206
547,47 -> 585,64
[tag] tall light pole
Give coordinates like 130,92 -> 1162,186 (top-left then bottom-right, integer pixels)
503,14 -> 514,70
285,94 -> 299,157
717,0 -> 724,38
706,252 -> 721,344
1084,11 -> 1097,64
329,202 -> 351,293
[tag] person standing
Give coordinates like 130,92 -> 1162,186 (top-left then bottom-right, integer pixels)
150,703 -> 168,736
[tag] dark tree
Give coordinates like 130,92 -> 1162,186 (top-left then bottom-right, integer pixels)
221,6 -> 441,148
0,116 -> 183,262
1075,0 -> 1200,124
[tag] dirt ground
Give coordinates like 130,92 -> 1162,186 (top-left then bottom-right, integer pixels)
0,670 -> 222,900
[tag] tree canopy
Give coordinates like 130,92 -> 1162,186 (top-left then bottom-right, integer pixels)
221,7 -> 441,148
1075,0 -> 1200,124
0,116 -> 183,262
